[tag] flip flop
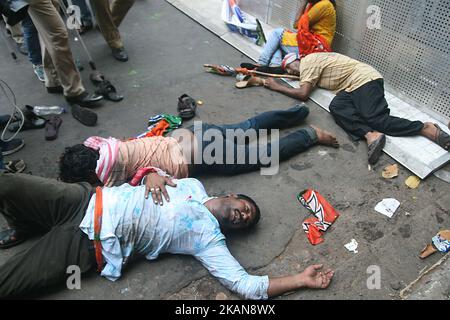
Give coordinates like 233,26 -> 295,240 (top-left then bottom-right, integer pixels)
71,104 -> 97,127
235,75 -> 266,89
0,229 -> 25,249
5,159 -> 26,173
45,115 -> 63,141
433,124 -> 450,151
177,94 -> 197,120
367,134 -> 386,165
95,80 -> 124,102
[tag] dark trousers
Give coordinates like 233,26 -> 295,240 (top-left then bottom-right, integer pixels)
329,79 -> 424,140
0,171 -> 94,298
190,105 -> 317,175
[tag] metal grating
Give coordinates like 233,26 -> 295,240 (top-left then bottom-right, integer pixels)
240,0 -> 450,120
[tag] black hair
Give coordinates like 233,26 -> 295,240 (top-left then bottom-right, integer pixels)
59,144 -> 100,183
236,194 -> 261,229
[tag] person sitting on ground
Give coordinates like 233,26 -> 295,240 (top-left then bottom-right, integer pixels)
58,104 -> 339,188
263,52 -> 450,164
0,171 -> 334,298
254,0 -> 336,69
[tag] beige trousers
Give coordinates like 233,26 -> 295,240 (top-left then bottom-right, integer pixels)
27,0 -> 84,96
90,0 -> 135,49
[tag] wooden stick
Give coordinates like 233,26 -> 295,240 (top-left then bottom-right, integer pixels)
248,70 -> 300,80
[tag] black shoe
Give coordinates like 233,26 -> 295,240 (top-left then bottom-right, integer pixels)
111,47 -> 128,62
71,104 -> 97,127
46,85 -> 64,94
65,91 -> 103,108
1,138 -> 25,156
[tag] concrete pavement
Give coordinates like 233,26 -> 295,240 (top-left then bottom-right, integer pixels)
0,0 -> 448,300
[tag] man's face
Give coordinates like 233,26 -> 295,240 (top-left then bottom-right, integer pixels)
217,195 -> 257,231
286,60 -> 300,76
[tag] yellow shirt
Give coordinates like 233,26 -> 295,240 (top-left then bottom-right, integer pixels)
299,52 -> 383,93
307,0 -> 336,46
281,0 -> 336,47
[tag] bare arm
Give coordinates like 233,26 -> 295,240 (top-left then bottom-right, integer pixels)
267,265 -> 334,297
264,78 -> 314,101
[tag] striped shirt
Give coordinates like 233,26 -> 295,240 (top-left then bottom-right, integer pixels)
299,52 -> 383,93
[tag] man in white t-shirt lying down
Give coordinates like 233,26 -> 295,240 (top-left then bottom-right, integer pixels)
0,170 -> 334,299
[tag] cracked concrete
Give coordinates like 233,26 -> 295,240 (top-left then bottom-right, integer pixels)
0,0 -> 449,300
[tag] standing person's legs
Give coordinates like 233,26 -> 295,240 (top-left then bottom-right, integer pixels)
351,79 -> 424,137
91,0 -> 123,49
27,0 -> 85,97
0,171 -> 92,239
72,0 -> 93,28
0,225 -> 94,298
21,14 -> 42,66
110,0 -> 136,27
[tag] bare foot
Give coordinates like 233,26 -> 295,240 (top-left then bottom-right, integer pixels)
420,122 -> 438,141
311,125 -> 339,148
365,131 -> 384,145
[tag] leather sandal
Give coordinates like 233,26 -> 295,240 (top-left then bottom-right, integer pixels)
235,75 -> 266,89
95,80 -> 124,102
367,134 -> 386,165
177,94 -> 197,120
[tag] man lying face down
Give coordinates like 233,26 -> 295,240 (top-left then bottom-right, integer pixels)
58,105 -> 338,187
0,171 -> 334,298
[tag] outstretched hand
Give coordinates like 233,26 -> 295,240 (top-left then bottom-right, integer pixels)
144,172 -> 177,205
299,264 -> 334,289
263,77 -> 282,91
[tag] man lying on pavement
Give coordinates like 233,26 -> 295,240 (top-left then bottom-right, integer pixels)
58,104 -> 339,186
263,52 -> 450,165
0,105 -> 341,248
0,170 -> 334,298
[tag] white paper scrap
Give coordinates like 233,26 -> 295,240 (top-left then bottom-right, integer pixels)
344,239 -> 358,253
374,198 -> 400,218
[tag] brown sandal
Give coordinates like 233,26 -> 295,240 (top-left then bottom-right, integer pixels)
235,75 -> 266,89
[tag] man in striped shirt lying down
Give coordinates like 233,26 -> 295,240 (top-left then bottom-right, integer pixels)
0,171 -> 334,298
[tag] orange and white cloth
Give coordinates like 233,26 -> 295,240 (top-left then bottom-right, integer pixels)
297,189 -> 340,245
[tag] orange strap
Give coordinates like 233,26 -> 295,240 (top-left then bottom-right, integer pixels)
94,186 -> 104,273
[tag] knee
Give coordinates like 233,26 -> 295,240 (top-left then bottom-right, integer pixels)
271,28 -> 285,38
